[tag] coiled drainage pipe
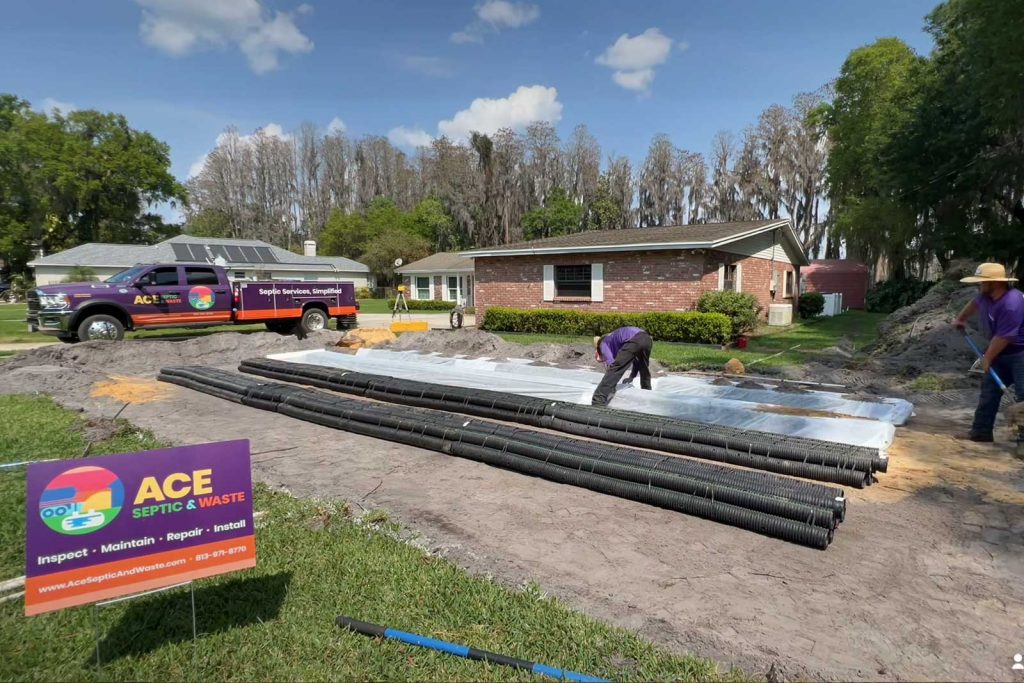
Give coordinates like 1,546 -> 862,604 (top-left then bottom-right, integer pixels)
238,358 -> 876,486
162,365 -> 845,519
158,366 -> 840,549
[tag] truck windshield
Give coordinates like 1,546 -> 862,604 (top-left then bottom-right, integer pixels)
105,266 -> 150,284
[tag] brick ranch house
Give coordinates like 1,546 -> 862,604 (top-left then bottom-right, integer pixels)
460,219 -> 808,318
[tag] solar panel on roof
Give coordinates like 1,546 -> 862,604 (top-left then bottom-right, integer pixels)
225,245 -> 245,261
240,246 -> 261,262
188,244 -> 210,262
208,245 -> 229,261
254,246 -> 279,263
171,244 -> 193,261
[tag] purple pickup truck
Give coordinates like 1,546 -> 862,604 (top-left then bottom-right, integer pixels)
27,263 -> 358,342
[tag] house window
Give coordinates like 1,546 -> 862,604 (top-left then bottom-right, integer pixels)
722,264 -> 737,292
447,276 -> 460,303
415,276 -> 431,300
784,271 -> 795,298
185,267 -> 220,286
555,265 -> 592,297
234,271 -> 246,280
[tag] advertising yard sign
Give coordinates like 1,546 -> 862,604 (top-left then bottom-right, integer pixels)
24,440 -> 255,616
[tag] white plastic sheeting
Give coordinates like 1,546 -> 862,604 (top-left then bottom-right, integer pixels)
653,376 -> 913,425
267,349 -> 900,451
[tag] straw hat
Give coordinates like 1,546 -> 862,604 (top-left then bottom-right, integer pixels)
960,262 -> 1018,283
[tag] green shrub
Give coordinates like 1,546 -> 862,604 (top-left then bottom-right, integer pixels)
798,291 -> 825,319
356,286 -> 374,299
62,266 -> 98,283
480,307 -> 732,344
866,279 -> 934,313
696,291 -> 760,335
393,298 -> 457,311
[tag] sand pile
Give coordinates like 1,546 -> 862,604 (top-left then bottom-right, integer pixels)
390,329 -> 666,372
4,329 -> 343,376
869,279 -> 978,375
336,328 -> 397,350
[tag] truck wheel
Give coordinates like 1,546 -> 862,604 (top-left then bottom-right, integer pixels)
76,314 -> 124,342
450,310 -> 464,330
300,308 -> 328,334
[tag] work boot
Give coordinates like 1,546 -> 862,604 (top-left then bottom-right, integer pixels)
959,432 -> 994,443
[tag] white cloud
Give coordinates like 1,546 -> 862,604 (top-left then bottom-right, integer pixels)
402,55 -> 455,78
437,85 -> 562,141
450,30 -> 483,44
40,97 -> 77,116
387,126 -> 434,148
387,85 -> 562,149
596,28 -> 673,94
327,117 -> 346,134
188,153 -> 210,179
611,68 -> 654,92
135,0 -> 313,74
477,0 -> 539,28
451,0 -> 538,44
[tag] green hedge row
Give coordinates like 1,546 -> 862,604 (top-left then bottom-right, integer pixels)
392,298 -> 458,311
480,307 -> 732,344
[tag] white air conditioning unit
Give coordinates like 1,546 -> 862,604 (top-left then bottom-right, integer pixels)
768,304 -> 793,326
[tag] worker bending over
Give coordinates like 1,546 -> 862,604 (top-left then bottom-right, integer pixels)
592,326 -> 653,407
952,262 -> 1024,456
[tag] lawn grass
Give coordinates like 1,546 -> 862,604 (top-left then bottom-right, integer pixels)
0,395 -> 735,682
357,298 -> 392,314
497,310 -> 886,371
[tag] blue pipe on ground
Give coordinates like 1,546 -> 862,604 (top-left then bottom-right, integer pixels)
336,616 -> 608,682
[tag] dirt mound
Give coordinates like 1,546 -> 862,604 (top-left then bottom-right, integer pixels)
4,330 -> 344,376
391,329 -> 666,372
392,329 -> 510,358
869,279 -> 977,376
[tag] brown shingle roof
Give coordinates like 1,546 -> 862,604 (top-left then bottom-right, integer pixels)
461,220 -> 788,254
396,251 -> 474,273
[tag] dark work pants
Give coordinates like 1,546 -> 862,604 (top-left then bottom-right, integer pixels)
591,332 -> 653,406
971,351 -> 1024,441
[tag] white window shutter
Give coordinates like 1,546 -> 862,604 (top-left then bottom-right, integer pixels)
591,263 -> 604,302
717,264 -> 725,291
543,265 -> 555,301
735,263 -> 742,293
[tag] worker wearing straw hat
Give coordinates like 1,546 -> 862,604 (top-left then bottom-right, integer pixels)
591,326 -> 653,406
952,262 -> 1024,455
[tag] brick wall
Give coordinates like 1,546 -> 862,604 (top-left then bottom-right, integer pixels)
474,249 -> 796,317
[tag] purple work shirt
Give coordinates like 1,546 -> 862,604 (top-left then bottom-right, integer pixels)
598,326 -> 645,364
976,288 -> 1024,354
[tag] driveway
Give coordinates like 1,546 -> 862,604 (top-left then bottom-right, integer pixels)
355,312 -> 476,330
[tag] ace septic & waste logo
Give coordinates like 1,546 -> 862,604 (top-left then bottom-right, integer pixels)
38,466 -> 124,535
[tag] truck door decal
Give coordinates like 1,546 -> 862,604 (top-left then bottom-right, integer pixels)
188,286 -> 216,310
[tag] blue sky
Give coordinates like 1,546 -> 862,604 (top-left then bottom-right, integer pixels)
3,0 -> 938,200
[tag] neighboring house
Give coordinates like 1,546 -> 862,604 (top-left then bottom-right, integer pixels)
801,259 -> 870,309
460,219 -> 808,317
396,252 -> 475,306
28,235 -> 372,288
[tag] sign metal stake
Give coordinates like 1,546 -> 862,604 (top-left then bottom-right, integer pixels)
92,581 -> 196,670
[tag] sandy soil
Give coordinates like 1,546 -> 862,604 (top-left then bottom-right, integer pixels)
2,331 -> 1023,681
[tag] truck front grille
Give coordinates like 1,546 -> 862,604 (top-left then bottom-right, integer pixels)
26,291 -> 40,317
